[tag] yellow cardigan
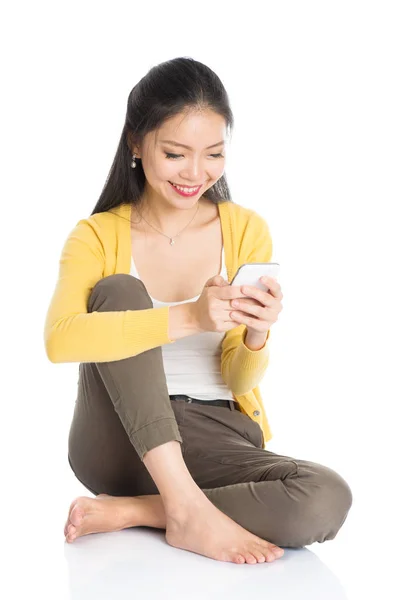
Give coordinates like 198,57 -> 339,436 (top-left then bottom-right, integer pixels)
44,200 -> 275,447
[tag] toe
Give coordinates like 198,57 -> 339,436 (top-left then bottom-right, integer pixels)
271,545 -> 284,557
70,504 -> 85,528
244,552 -> 258,564
251,549 -> 266,563
266,552 -> 277,562
67,498 -> 79,518
64,498 -> 79,536
256,544 -> 276,562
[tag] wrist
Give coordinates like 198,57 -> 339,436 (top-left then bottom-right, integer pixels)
168,303 -> 202,341
186,302 -> 204,334
244,328 -> 269,351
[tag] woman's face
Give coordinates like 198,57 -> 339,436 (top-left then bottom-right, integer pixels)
133,109 -> 227,206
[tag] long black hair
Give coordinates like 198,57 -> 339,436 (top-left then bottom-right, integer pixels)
90,57 -> 234,217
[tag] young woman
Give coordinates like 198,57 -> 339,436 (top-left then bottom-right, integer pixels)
44,57 -> 352,565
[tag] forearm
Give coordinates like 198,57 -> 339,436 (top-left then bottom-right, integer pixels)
222,328 -> 270,395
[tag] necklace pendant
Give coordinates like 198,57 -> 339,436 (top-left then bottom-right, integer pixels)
170,238 -> 175,245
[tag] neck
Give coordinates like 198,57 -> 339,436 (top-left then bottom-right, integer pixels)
136,195 -> 203,234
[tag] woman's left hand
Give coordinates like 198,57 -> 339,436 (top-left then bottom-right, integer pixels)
230,276 -> 283,335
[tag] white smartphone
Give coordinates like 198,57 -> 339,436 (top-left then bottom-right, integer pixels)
230,262 -> 280,291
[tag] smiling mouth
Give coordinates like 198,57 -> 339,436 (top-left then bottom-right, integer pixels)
169,181 -> 203,189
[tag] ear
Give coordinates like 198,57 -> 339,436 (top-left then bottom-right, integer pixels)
127,131 -> 141,158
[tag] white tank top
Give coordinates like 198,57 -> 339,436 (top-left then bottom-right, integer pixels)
130,245 -> 235,401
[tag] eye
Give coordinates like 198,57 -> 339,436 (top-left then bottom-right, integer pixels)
165,152 -> 224,159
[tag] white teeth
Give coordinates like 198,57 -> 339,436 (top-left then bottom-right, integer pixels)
171,183 -> 199,193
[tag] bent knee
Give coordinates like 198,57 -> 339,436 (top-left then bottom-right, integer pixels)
305,463 -> 352,517
88,274 -> 152,312
278,464 -> 353,547
320,465 -> 353,515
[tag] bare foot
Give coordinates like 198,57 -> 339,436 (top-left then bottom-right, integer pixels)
64,494 -> 146,543
165,495 -> 285,565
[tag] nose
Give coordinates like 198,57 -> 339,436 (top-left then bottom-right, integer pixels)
181,159 -> 206,183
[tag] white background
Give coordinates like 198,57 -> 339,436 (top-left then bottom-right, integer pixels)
1,1 -> 399,598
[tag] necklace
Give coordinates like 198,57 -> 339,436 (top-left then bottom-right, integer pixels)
136,202 -> 200,245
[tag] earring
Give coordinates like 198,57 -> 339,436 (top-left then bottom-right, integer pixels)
131,153 -> 137,169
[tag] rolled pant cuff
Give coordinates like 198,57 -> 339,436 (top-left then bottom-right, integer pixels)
130,417 -> 183,461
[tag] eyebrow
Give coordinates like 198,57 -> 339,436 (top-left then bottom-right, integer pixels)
160,139 -> 225,150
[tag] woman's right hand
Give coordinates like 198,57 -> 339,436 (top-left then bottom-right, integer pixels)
191,275 -> 246,333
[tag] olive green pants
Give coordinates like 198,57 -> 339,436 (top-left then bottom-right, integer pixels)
68,274 -> 353,548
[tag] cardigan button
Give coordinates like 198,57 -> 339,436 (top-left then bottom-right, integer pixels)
253,410 -> 260,416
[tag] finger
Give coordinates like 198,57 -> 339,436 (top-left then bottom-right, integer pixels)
261,276 -> 282,299
231,297 -> 263,308
239,286 -> 273,307
217,276 -> 230,286
230,311 -> 267,331
219,286 -> 249,300
206,275 -> 228,288
231,301 -> 266,317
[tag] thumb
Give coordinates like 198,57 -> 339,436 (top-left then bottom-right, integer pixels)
205,275 -> 229,288
220,277 -> 230,286
215,275 -> 230,286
